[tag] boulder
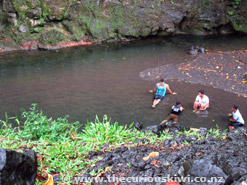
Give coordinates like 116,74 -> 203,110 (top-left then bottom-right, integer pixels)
182,159 -> 228,185
0,148 -> 37,185
143,125 -> 163,136
134,122 -> 143,130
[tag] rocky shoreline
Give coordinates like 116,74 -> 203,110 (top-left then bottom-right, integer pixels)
0,38 -> 93,52
77,123 -> 247,185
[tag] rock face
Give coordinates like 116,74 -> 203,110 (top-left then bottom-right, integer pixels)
0,148 -> 37,185
0,0 -> 247,50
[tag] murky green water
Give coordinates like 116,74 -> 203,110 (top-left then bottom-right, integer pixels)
0,34 -> 247,129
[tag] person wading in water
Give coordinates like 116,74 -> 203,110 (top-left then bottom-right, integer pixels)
149,79 -> 177,108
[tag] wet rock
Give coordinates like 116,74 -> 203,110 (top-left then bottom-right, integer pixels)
88,151 -> 103,159
30,19 -> 41,27
199,127 -> 208,136
166,122 -> 188,133
0,148 -> 37,185
39,29 -> 67,46
26,8 -> 42,19
135,139 -> 150,144
131,160 -> 146,171
193,139 -> 208,145
183,159 -> 228,184
164,139 -> 172,147
243,73 -> 247,80
187,46 -> 205,55
134,122 -> 143,130
227,127 -> 247,142
100,144 -> 109,149
188,48 -> 198,55
53,176 -> 61,184
101,153 -> 112,163
2,0 -> 16,13
112,146 -> 128,153
143,125 -> 163,136
198,47 -> 205,53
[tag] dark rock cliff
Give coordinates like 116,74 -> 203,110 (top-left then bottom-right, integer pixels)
0,0 -> 246,51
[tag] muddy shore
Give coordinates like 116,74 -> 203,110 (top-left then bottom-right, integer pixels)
140,50 -> 247,98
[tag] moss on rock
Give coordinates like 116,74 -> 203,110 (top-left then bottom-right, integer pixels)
62,20 -> 84,41
40,29 -> 66,46
1,0 -> 247,50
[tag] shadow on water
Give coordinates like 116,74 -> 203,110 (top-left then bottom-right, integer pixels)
0,34 -> 247,129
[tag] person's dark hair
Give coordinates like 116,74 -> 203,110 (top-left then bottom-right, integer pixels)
199,90 -> 204,94
176,101 -> 181,105
233,104 -> 238,110
160,78 -> 164,82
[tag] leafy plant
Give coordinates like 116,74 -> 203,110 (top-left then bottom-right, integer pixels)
227,11 -> 234,16
16,104 -> 78,141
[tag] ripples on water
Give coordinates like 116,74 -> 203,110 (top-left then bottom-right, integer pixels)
0,34 -> 247,129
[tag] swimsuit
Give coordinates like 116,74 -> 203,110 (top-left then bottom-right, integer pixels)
154,83 -> 166,100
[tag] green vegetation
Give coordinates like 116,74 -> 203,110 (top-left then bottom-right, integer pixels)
232,0 -> 241,8
227,10 -> 234,16
0,104 -> 229,184
40,29 -> 66,45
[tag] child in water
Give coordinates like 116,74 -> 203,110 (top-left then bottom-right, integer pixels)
160,101 -> 184,125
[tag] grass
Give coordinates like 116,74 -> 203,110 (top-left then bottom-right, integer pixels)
0,104 -> 229,184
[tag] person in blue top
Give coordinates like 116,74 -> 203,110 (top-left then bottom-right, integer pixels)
149,79 -> 177,108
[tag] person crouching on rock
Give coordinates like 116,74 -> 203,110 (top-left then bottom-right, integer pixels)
228,104 -> 245,131
149,78 -> 177,108
160,101 -> 184,125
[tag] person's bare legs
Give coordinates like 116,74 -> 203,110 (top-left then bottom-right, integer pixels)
152,99 -> 161,108
160,120 -> 167,125
160,115 -> 172,125
229,126 -> 234,131
193,102 -> 200,112
199,105 -> 208,110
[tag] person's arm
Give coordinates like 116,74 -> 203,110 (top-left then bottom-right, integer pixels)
180,106 -> 184,111
149,83 -> 158,93
200,96 -> 209,110
200,103 -> 209,110
166,84 -> 177,95
228,113 -> 233,117
194,95 -> 200,103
